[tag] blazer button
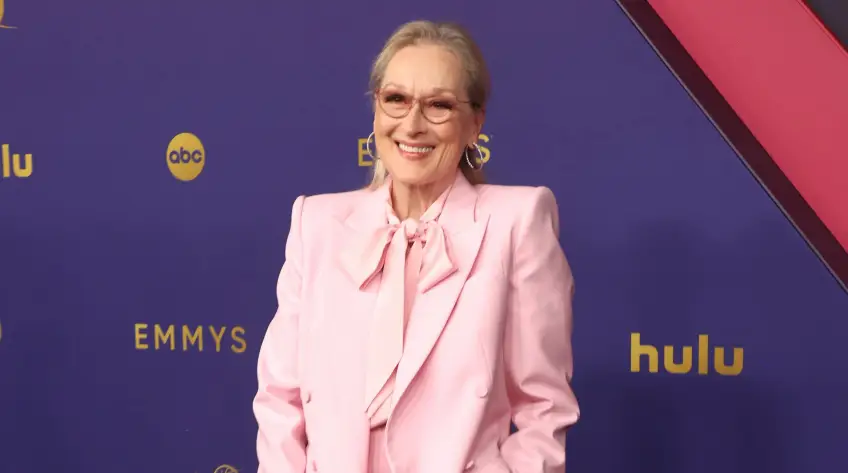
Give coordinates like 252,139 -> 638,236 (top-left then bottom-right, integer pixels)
303,390 -> 312,403
465,459 -> 475,470
475,385 -> 489,398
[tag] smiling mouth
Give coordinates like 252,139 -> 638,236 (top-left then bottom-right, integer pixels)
396,141 -> 435,159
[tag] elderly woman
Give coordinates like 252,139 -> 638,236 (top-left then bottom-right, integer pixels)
253,20 -> 579,473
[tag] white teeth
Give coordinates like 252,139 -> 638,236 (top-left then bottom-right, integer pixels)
398,143 -> 434,154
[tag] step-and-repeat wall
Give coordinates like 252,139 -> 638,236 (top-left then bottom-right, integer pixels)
2,1 -> 846,472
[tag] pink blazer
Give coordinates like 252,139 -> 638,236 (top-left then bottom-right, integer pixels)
253,171 -> 580,473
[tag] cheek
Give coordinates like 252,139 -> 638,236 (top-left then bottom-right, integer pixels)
434,124 -> 467,161
436,118 -> 476,148
433,144 -> 464,173
434,121 -> 462,142
374,113 -> 395,136
373,116 -> 397,155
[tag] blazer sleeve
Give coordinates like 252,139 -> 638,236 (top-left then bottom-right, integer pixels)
499,186 -> 580,473
253,195 -> 308,473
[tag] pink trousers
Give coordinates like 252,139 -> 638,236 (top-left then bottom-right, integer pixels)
368,426 -> 392,473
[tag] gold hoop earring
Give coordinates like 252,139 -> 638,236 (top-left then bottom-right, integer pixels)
464,143 -> 484,170
366,131 -> 378,160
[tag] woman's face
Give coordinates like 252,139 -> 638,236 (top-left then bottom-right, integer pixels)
373,44 -> 483,189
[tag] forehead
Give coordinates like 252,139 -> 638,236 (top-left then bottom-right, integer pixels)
382,44 -> 465,95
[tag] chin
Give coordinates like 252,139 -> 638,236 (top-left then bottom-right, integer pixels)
387,166 -> 437,186
382,148 -> 454,187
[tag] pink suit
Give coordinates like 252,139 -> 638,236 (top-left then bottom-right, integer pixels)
253,170 -> 580,473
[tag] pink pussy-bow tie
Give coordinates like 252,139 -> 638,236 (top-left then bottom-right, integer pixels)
360,215 -> 457,415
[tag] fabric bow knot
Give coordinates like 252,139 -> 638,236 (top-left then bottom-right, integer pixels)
354,217 -> 456,294
359,214 -> 457,417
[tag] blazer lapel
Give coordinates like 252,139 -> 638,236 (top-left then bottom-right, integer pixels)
338,182 -> 393,289
393,172 -> 489,405
334,172 -> 489,417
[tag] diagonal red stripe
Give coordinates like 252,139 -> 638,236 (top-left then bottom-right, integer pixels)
649,0 -> 848,251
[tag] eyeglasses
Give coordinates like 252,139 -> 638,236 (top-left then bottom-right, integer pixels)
374,88 -> 475,124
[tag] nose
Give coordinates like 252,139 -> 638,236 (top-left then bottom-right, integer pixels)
400,101 -> 428,134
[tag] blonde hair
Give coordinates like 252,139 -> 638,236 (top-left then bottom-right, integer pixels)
366,20 -> 491,189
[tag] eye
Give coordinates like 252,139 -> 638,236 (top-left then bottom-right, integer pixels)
383,93 -> 407,103
429,100 -> 454,110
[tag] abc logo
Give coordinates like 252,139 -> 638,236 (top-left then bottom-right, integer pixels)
166,132 -> 205,181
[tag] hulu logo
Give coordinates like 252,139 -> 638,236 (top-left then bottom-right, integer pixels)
2,144 -> 33,179
630,333 -> 743,376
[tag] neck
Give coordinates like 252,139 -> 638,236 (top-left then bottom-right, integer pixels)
390,173 -> 454,221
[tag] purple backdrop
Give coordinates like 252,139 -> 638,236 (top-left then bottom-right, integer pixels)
1,0 -> 846,472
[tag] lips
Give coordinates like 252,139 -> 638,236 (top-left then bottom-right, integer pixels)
396,141 -> 435,160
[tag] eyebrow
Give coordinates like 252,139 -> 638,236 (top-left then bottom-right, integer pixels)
381,83 -> 460,96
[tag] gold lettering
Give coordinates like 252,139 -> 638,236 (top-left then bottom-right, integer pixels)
209,326 -> 226,352
477,133 -> 491,164
182,325 -> 203,351
230,326 -> 247,353
14,153 -> 32,177
0,0 -> 17,28
2,144 -> 9,178
154,324 -> 175,350
134,323 -> 149,350
663,345 -> 692,374
136,323 -> 248,354
714,347 -> 744,375
1,145 -> 33,178
698,334 -> 709,374
358,138 -> 373,167
631,332 -> 743,376
630,333 -> 658,373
